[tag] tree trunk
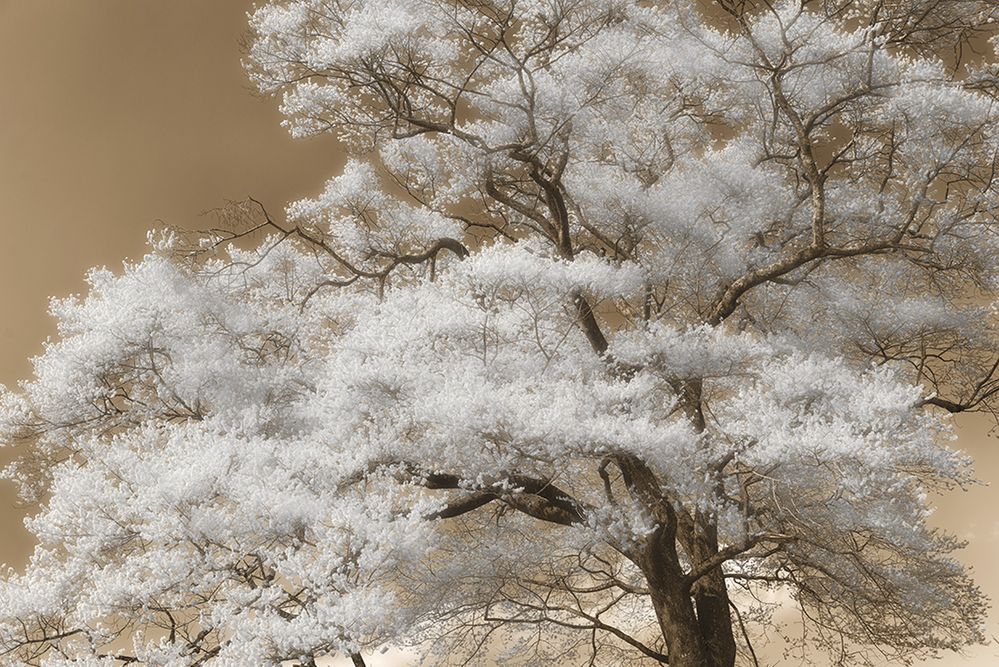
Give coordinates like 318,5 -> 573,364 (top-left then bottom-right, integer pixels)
680,380 -> 738,666
694,569 -> 737,667
617,447 -> 736,666
691,516 -> 738,667
643,554 -> 710,667
636,511 -> 737,667
645,556 -> 737,667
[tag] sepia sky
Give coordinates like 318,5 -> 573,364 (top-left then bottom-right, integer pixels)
0,2 -> 997,665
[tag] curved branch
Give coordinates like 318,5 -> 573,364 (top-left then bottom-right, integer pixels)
304,458 -> 584,527
300,236 -> 469,306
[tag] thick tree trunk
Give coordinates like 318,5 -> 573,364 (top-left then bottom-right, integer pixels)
617,446 -> 737,667
632,498 -> 737,667
629,524 -> 717,666
650,590 -> 710,665
694,569 -> 737,666
644,553 -> 736,667
690,516 -> 738,667
680,380 -> 738,666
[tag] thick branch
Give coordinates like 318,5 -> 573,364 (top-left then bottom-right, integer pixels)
400,465 -> 588,526
426,491 -> 497,520
707,238 -> 902,325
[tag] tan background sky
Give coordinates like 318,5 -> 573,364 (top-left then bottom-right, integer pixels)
0,2 -> 996,665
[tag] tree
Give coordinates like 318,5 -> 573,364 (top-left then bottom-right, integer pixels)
2,0 -> 999,664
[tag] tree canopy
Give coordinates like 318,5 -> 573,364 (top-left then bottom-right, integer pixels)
2,0 -> 999,665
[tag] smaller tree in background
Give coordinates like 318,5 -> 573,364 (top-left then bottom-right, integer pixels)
2,0 -> 999,665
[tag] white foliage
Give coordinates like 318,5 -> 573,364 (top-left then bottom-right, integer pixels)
2,0 -> 998,665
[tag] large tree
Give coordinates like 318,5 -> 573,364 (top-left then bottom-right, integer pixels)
2,0 -> 999,665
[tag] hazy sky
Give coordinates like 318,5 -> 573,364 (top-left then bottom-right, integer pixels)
0,2 -> 996,665
0,0 -> 338,569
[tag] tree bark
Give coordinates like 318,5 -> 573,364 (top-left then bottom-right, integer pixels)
639,542 -> 710,667
614,453 -> 713,666
641,537 -> 737,667
680,381 -> 738,667
690,518 -> 738,667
